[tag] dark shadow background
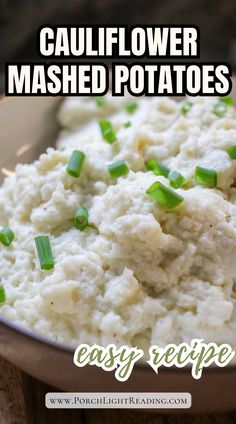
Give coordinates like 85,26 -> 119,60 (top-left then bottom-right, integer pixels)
1,0 -> 236,89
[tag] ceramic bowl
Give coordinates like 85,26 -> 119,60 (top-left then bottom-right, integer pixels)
0,94 -> 235,413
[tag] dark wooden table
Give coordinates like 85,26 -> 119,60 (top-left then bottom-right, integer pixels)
0,357 -> 236,424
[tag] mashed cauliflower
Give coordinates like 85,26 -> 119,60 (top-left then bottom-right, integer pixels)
0,94 -> 236,352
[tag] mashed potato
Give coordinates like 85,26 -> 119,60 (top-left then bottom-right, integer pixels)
0,94 -> 236,352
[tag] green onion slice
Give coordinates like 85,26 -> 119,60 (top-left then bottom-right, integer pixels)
220,96 -> 233,106
35,236 -> 54,271
107,160 -> 129,179
95,96 -> 105,107
74,207 -> 89,231
123,121 -> 132,128
66,150 -> 86,178
0,286 -> 6,304
168,170 -> 186,189
0,227 -> 15,246
227,145 -> 236,159
146,181 -> 184,209
146,159 -> 170,178
213,102 -> 227,117
195,166 -> 217,187
99,120 -> 117,144
180,100 -> 193,114
124,102 -> 138,114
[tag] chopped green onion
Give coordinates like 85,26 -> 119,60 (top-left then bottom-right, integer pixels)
0,227 -> 15,246
99,120 -> 117,144
35,236 -> 54,271
124,102 -> 138,114
74,207 -> 89,231
220,96 -> 233,106
195,166 -> 217,187
66,150 -> 85,178
180,100 -> 193,114
123,121 -> 132,128
95,96 -> 105,107
226,145 -> 236,159
107,160 -> 129,179
146,159 -> 170,178
213,102 -> 227,117
59,146 -> 66,152
168,170 -> 186,189
146,181 -> 184,209
0,286 -> 6,304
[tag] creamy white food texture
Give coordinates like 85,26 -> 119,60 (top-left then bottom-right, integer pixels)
0,94 -> 236,353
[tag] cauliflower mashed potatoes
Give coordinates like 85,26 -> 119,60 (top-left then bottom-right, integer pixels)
0,94 -> 236,353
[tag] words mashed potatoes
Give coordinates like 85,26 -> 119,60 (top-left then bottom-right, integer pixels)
0,94 -> 236,356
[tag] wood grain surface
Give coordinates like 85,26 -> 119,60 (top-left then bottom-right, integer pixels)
0,357 -> 236,424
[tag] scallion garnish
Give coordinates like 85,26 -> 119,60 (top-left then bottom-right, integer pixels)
99,120 -> 117,144
123,121 -> 132,128
35,236 -> 54,271
180,100 -> 193,114
74,207 -> 89,231
0,227 -> 15,246
146,181 -> 184,209
195,166 -> 217,187
107,160 -> 129,179
146,159 -> 170,178
66,150 -> 86,178
0,286 -> 6,304
95,96 -> 105,107
226,145 -> 236,159
124,102 -> 138,114
168,170 -> 186,189
220,96 -> 233,106
213,102 -> 227,117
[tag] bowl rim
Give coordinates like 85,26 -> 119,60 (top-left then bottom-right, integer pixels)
0,314 -> 235,372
